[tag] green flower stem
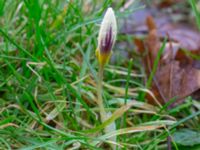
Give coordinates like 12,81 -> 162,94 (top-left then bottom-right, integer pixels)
97,65 -> 107,123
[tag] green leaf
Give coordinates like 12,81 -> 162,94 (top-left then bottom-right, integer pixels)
173,129 -> 200,146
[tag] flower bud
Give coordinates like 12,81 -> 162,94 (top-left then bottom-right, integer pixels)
96,7 -> 117,67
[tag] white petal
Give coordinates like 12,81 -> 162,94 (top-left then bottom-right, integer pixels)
98,7 -> 117,50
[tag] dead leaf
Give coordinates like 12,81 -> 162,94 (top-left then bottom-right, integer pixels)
135,16 -> 200,106
151,61 -> 200,105
122,4 -> 200,52
158,0 -> 182,8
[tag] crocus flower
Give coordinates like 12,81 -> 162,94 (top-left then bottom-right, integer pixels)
96,7 -> 117,67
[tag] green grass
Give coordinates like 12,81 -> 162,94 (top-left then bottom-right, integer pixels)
0,0 -> 200,149
190,0 -> 200,31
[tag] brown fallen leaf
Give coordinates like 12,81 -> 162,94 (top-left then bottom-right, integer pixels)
122,3 -> 200,52
151,61 -> 200,105
135,16 -> 200,106
158,0 -> 182,8
159,25 -> 200,51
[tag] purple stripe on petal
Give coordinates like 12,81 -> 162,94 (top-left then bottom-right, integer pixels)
100,26 -> 114,54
